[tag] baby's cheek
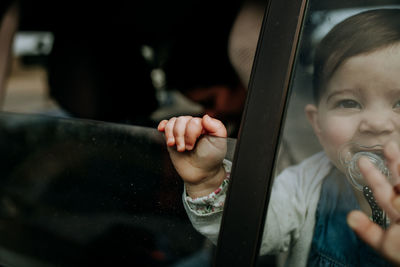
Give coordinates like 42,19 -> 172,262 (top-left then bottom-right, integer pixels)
320,128 -> 350,169
321,120 -> 354,147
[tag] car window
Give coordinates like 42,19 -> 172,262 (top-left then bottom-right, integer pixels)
256,0 -> 400,266
0,1 -> 267,264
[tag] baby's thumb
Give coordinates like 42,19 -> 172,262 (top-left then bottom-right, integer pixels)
202,115 -> 227,138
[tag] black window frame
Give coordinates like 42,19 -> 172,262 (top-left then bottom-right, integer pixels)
215,0 -> 307,265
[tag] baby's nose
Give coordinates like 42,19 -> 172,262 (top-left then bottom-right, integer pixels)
359,110 -> 396,135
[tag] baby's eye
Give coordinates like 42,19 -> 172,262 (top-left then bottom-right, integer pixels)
336,99 -> 361,109
393,100 -> 400,109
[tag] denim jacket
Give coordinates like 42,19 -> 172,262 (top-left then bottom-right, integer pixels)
307,168 -> 392,267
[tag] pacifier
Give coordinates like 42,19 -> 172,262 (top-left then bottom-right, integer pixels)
339,143 -> 391,191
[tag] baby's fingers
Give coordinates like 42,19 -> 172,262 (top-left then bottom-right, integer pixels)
184,118 -> 203,150
359,157 -> 400,221
347,211 -> 384,251
164,117 -> 177,147
157,120 -> 168,132
384,141 -> 400,186
173,116 -> 192,152
159,116 -> 205,151
201,114 -> 227,138
348,210 -> 400,264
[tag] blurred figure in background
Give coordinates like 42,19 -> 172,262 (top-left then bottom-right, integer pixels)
16,0 -> 245,129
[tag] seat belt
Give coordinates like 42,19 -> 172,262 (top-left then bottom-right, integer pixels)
0,1 -> 19,108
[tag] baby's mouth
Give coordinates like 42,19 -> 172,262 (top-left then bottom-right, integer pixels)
349,144 -> 383,154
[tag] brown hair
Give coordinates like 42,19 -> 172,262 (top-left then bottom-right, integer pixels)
313,8 -> 400,102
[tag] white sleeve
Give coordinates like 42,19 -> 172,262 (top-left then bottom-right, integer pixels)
259,167 -> 307,254
183,153 -> 330,251
260,152 -> 331,254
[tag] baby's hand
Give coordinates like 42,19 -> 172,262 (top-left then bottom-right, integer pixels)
158,115 -> 228,198
347,141 -> 400,264
357,141 -> 400,222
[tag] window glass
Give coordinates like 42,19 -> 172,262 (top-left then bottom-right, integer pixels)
0,1 -> 264,265
0,112 -> 236,266
260,1 -> 400,266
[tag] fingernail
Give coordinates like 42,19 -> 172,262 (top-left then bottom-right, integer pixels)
347,212 -> 360,229
167,138 -> 174,145
186,144 -> 193,150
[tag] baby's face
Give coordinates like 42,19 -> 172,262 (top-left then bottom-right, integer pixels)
306,44 -> 400,173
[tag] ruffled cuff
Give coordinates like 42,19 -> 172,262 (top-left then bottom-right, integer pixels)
184,159 -> 231,215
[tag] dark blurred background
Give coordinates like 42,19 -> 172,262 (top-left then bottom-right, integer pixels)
1,0 -> 248,136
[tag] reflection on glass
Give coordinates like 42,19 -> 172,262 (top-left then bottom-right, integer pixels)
261,2 -> 400,266
0,112 -> 235,266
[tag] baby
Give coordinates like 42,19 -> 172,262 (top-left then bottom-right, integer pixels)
158,9 -> 400,266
